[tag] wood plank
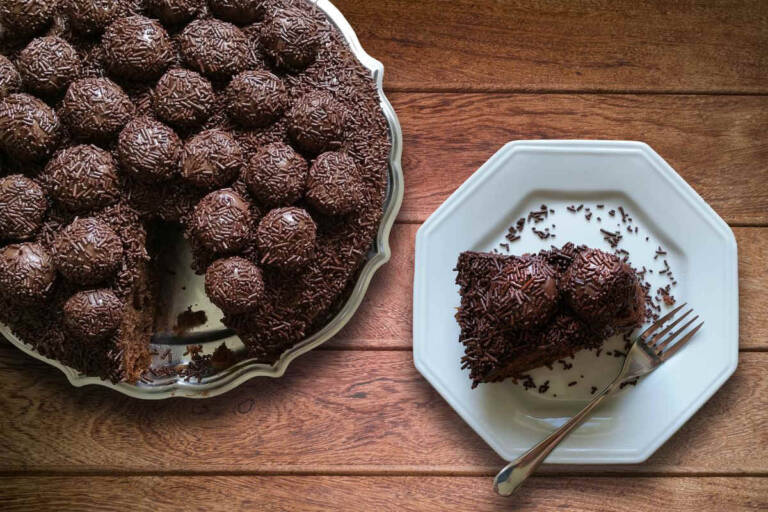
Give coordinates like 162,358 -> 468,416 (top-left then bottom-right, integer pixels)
389,93 -> 768,224
0,345 -> 764,474
0,476 -> 765,511
333,0 -> 768,93
331,225 -> 768,350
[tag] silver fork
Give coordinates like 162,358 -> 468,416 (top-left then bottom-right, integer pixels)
493,304 -> 703,496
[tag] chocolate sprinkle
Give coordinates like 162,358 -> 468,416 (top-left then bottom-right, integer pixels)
147,0 -> 202,26
63,0 -> 121,35
153,68 -> 215,129
0,242 -> 56,304
61,77 -> 134,141
0,93 -> 60,162
205,256 -> 265,314
45,144 -> 120,211
0,55 -> 21,98
63,288 -> 124,342
102,15 -> 174,80
287,90 -> 345,155
118,117 -> 182,183
189,188 -> 252,253
0,175 -> 48,240
261,7 -> 320,71
306,151 -> 364,216
256,206 -> 316,269
53,217 -> 123,285
209,0 -> 265,25
17,37 -> 80,96
179,19 -> 251,78
243,141 -> 307,206
0,0 -> 54,37
181,129 -> 243,190
225,69 -> 288,128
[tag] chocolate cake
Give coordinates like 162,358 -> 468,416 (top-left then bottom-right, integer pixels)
0,0 -> 390,383
455,245 -> 648,387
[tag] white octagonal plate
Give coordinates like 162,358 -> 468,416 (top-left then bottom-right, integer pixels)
413,140 -> 738,463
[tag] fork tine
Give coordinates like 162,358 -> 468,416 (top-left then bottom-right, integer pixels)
650,309 -> 693,347
639,303 -> 687,340
660,322 -> 704,361
656,315 -> 699,352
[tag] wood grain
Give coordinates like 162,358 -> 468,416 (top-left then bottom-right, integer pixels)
389,93 -> 768,224
331,225 -> 768,350
332,0 -> 768,93
0,476 -> 765,511
0,344 -> 765,474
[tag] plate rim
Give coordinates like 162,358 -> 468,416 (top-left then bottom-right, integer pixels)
413,139 -> 738,463
0,0 -> 405,400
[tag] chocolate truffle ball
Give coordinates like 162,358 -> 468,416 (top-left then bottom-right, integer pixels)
179,19 -> 250,78
147,0 -> 202,25
204,256 -> 264,314
102,15 -> 174,81
564,248 -> 641,325
180,129 -> 243,190
61,78 -> 134,141
306,151 -> 364,215
153,68 -> 215,129
63,288 -> 123,342
190,188 -> 252,253
53,217 -> 123,285
0,243 -> 55,304
0,175 -> 47,240
0,0 -> 55,37
63,0 -> 120,35
209,0 -> 265,24
243,142 -> 307,207
117,117 -> 181,182
260,7 -> 320,71
0,93 -> 60,162
489,256 -> 559,330
0,55 -> 22,98
225,70 -> 287,128
45,144 -> 120,211
17,37 -> 80,96
288,91 -> 345,155
256,207 -> 316,269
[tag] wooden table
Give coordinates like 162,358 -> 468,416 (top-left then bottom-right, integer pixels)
2,1 -> 767,510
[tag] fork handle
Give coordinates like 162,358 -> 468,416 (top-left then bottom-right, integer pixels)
493,381 -> 618,496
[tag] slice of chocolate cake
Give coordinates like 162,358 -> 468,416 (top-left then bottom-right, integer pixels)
455,245 -> 647,387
